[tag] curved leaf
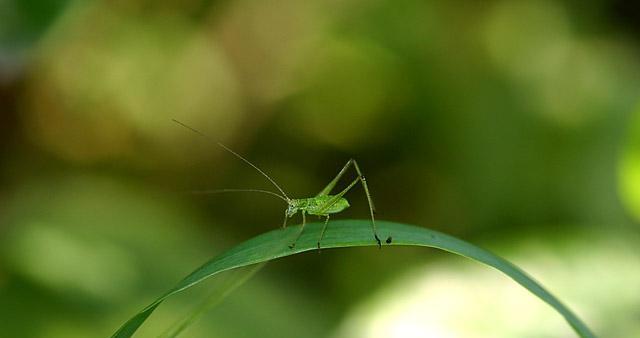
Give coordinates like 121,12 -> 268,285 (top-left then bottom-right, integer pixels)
111,220 -> 596,338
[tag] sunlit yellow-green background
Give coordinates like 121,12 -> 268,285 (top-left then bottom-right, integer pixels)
2,0 -> 639,337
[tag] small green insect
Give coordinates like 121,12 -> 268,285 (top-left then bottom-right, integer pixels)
173,119 -> 382,249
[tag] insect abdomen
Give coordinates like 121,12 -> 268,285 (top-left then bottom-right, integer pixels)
324,198 -> 350,214
302,196 -> 350,216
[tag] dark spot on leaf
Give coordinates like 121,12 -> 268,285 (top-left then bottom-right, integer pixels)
386,236 -> 392,244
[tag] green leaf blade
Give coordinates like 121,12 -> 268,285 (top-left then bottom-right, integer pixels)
111,220 -> 597,338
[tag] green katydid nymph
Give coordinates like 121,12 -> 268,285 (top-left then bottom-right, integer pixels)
173,119 -> 388,249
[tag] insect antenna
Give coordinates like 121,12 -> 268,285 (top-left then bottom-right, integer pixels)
172,119 -> 291,201
189,189 -> 289,203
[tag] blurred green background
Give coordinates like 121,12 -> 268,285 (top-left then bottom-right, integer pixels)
1,0 -> 640,337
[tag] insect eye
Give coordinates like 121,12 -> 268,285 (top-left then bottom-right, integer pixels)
385,236 -> 392,244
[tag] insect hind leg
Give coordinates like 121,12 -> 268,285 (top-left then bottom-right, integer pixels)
316,159 -> 381,248
352,160 -> 381,248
